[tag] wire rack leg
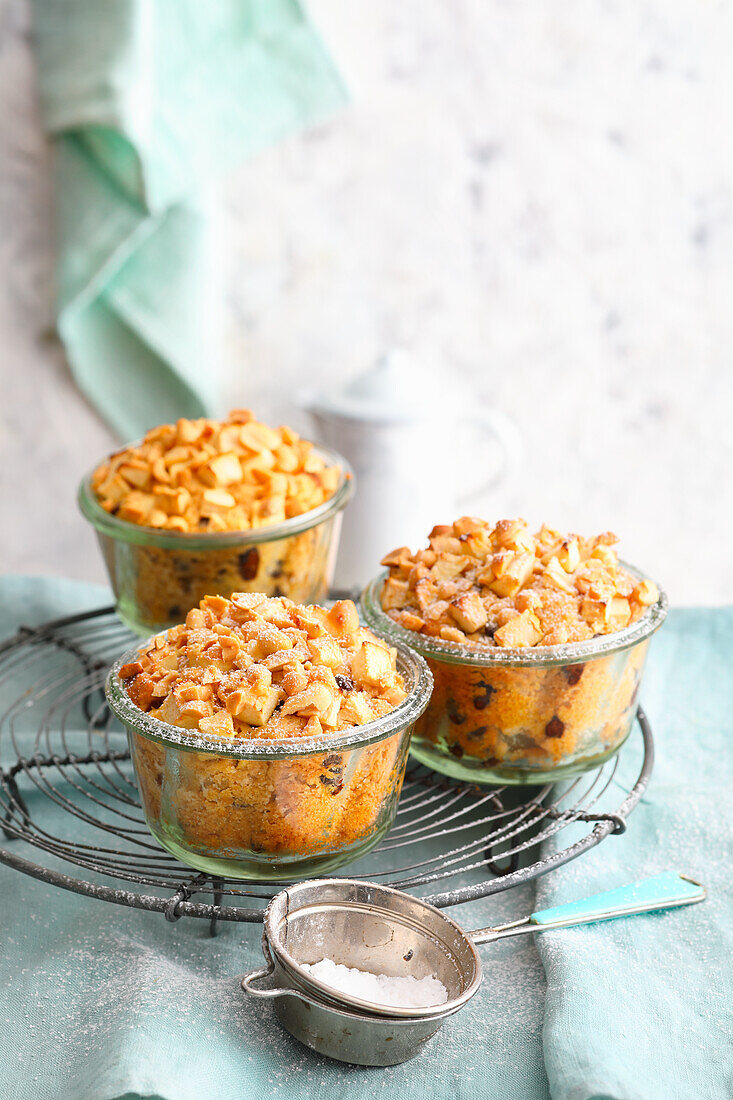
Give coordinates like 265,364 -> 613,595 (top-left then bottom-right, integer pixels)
209,878 -> 224,937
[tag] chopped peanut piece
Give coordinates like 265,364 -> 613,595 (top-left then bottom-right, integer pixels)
202,595 -> 229,616
558,539 -> 581,573
281,666 -> 309,696
380,517 -> 658,648
325,600 -> 361,638
303,715 -> 323,738
185,608 -> 207,631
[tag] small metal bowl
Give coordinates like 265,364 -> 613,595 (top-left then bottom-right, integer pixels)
241,878 -> 482,1066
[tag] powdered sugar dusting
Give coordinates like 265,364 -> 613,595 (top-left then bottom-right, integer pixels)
300,957 -> 448,1009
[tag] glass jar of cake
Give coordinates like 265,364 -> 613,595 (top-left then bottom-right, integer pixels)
80,410 -> 354,635
106,594 -> 432,879
361,517 -> 667,784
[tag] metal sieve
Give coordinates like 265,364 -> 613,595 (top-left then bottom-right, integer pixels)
241,872 -> 705,1066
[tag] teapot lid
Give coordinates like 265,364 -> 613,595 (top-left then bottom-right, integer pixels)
305,349 -> 443,424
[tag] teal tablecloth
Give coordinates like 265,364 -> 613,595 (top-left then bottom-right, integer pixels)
1,577 -> 731,1099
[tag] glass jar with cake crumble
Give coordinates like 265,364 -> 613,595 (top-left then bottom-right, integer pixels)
361,518 -> 667,784
79,411 -> 354,635
105,594 -> 432,878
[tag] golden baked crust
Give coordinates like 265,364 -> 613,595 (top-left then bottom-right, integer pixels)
120,594 -> 407,739
92,409 -> 341,533
381,518 -> 659,648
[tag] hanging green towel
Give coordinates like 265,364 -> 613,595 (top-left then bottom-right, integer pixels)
32,0 -> 347,440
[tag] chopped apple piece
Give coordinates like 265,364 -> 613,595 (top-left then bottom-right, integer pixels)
281,682 -> 335,719
494,611 -> 542,648
225,684 -> 282,727
352,641 -> 392,687
198,710 -> 235,737
199,452 -> 243,487
448,592 -> 488,634
381,577 -> 410,611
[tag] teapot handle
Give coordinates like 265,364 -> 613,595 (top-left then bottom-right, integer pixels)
455,408 -> 523,504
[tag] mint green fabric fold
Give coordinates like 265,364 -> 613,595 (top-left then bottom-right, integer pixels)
535,608 -> 733,1100
32,0 -> 347,439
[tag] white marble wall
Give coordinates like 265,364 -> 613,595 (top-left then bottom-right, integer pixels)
1,0 -> 732,604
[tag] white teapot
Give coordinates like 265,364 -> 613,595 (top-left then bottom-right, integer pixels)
305,350 -> 522,591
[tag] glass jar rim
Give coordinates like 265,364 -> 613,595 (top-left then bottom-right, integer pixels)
78,441 -> 354,549
360,563 -> 668,668
105,639 -> 433,759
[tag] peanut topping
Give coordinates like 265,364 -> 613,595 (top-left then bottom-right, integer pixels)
92,410 -> 342,533
381,518 -> 659,648
120,595 -> 406,737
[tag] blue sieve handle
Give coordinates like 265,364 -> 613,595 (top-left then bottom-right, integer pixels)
530,872 -> 705,928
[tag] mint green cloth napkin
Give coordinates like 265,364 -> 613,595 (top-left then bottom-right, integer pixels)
32,0 -> 347,439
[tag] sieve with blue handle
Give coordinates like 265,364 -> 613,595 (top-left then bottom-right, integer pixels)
241,871 -> 706,1066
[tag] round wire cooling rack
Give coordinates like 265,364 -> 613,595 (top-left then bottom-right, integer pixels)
0,607 -> 654,933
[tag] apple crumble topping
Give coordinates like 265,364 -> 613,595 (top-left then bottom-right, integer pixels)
381,518 -> 659,648
92,410 -> 342,533
119,594 -> 407,738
